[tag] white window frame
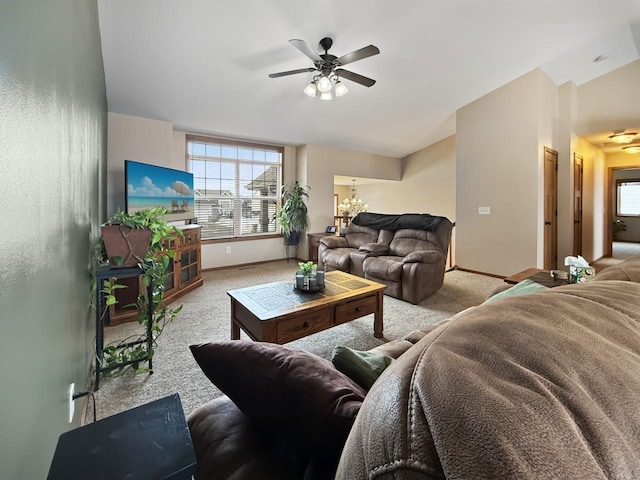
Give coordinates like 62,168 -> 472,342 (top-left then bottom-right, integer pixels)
616,179 -> 640,217
186,135 -> 283,241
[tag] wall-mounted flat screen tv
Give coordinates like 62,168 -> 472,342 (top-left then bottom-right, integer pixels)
125,160 -> 195,222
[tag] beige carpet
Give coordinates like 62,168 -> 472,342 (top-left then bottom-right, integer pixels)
87,261 -> 504,422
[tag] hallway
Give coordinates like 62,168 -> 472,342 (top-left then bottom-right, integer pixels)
592,241 -> 640,271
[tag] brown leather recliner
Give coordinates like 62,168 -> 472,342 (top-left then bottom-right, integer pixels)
318,223 -> 393,276
362,220 -> 453,304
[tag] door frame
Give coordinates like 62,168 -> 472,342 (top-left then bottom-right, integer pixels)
573,153 -> 583,256
543,147 -> 558,270
605,164 -> 640,257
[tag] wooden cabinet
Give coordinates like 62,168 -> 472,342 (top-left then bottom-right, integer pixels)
109,225 -> 203,325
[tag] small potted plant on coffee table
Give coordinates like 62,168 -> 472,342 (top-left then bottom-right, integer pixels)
295,261 -> 325,291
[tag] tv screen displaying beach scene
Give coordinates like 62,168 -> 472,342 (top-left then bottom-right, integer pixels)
125,160 -> 195,222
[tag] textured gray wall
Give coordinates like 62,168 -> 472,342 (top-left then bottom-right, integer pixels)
0,1 -> 106,478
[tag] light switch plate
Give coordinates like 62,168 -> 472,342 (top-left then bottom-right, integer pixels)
478,206 -> 491,215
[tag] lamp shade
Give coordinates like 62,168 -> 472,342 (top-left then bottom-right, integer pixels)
319,91 -> 333,101
609,132 -> 637,144
303,82 -> 317,97
622,145 -> 640,154
334,81 -> 348,97
317,75 -> 332,93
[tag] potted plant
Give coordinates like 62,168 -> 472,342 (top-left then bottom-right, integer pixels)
96,206 -> 183,375
612,218 -> 627,240
276,181 -> 309,245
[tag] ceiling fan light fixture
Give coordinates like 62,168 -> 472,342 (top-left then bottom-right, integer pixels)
319,91 -> 333,101
622,145 -> 640,154
317,75 -> 332,93
334,80 -> 348,97
609,132 -> 637,143
303,81 -> 317,97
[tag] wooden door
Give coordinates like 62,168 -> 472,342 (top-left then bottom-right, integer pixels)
573,153 -> 583,256
543,147 -> 558,270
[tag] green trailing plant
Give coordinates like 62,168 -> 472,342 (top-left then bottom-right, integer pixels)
96,207 -> 184,375
276,181 -> 309,241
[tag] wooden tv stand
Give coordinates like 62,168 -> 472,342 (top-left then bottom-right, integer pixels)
108,224 -> 203,326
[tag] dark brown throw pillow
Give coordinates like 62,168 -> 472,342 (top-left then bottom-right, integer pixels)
189,341 -> 367,453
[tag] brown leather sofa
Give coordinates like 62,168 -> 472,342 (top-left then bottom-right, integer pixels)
318,213 -> 454,304
187,258 -> 640,479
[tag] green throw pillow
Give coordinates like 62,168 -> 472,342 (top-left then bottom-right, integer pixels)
484,278 -> 549,304
331,346 -> 393,390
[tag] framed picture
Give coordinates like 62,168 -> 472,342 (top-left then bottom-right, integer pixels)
326,225 -> 336,233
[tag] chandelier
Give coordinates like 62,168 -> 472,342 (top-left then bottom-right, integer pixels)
338,180 -> 369,217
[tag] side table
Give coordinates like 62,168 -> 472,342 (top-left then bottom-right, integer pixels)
94,265 -> 154,390
504,268 -> 568,288
47,393 -> 196,480
307,232 -> 331,262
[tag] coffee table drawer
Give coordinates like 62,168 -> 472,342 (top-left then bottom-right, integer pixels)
335,295 -> 377,325
277,308 -> 333,344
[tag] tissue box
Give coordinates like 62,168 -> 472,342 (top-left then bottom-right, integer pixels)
569,266 -> 596,283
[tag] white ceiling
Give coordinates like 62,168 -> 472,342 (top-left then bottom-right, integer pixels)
97,0 -> 640,158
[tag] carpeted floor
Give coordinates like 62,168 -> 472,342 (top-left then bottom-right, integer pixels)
87,261 -> 504,422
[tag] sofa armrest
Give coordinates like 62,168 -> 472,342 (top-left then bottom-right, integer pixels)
402,249 -> 443,264
320,236 -> 348,248
358,243 -> 389,255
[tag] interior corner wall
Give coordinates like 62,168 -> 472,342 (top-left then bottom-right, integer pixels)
456,69 -> 544,276
556,82 -> 578,264
574,137 -> 606,261
0,1 -> 107,478
354,135 -> 457,263
576,59 -> 640,135
106,113 -> 174,217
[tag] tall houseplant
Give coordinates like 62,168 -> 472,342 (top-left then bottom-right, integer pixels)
97,207 -> 183,374
276,181 -> 310,245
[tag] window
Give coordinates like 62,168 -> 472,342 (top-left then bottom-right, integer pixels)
617,179 -> 640,217
187,135 -> 283,240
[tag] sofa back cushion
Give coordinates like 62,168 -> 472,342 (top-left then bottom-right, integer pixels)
344,224 -> 381,248
389,228 -> 443,257
593,257 -> 640,282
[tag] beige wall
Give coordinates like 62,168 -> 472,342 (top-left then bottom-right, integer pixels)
456,69 -> 554,275
350,135 -> 457,262
574,137 -> 606,261
301,144 -> 402,258
576,60 -> 640,136
106,113 -> 174,216
556,82 -> 579,264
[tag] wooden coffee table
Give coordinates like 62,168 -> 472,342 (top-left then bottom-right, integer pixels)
227,271 -> 385,344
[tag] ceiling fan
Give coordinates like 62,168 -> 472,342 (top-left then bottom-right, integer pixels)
268,37 -> 380,99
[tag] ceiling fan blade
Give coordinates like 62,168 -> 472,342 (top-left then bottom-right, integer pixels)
335,45 -> 380,66
268,67 -> 316,78
334,69 -> 376,87
289,39 -> 323,63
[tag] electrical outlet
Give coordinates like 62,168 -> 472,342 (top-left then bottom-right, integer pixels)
478,206 -> 491,215
226,246 -> 231,254
68,383 -> 75,423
